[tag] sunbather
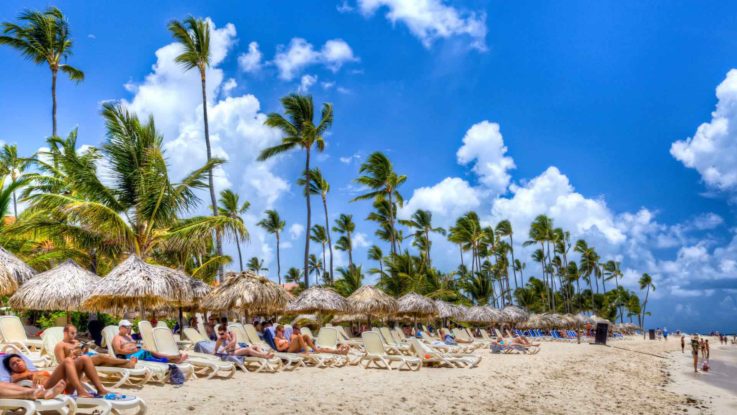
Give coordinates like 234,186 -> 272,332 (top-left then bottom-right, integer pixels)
214,325 -> 274,359
274,325 -> 349,355
4,353 -> 107,398
112,320 -> 187,363
510,333 -> 540,347
441,329 -> 472,344
0,379 -> 66,400
55,324 -> 137,369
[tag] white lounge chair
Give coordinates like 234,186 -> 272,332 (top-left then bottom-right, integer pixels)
100,325 -> 171,383
360,331 -> 421,371
151,327 -> 236,379
0,316 -> 50,367
408,338 -> 481,368
235,323 -> 300,371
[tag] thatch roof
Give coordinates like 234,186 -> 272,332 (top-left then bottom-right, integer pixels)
201,271 -> 290,314
346,285 -> 398,316
83,255 -> 194,311
500,305 -> 529,324
396,293 -> 438,317
0,247 -> 35,295
434,300 -> 465,319
331,313 -> 365,323
290,314 -> 319,326
462,306 -> 500,323
9,260 -> 100,311
286,287 -> 349,314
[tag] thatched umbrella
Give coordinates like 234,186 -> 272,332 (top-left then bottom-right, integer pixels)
397,293 -> 437,317
0,247 -> 35,296
286,287 -> 349,315
435,300 -> 464,320
500,305 -> 529,325
346,285 -> 398,327
201,271 -> 290,317
83,255 -> 194,315
462,306 -> 497,324
9,260 -> 100,321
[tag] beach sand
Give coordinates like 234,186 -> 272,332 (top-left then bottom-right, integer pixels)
667,337 -> 737,414
125,337 -> 708,414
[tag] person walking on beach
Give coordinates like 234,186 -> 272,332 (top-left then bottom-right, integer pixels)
663,327 -> 668,340
681,335 -> 685,353
691,335 -> 700,373
705,339 -> 710,360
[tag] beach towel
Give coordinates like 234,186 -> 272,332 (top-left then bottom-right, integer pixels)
168,364 -> 185,385
263,329 -> 278,351
194,340 -> 246,367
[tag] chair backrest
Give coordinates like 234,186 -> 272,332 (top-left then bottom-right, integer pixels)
0,316 -> 29,343
361,331 -> 385,355
453,328 -> 472,342
316,327 -> 338,349
390,329 -> 404,345
227,324 -> 249,344
464,328 -> 475,339
197,320 -> 208,339
156,321 -> 168,328
378,327 -> 396,345
40,327 -> 64,363
335,325 -> 351,341
300,326 -> 314,339
494,328 -> 504,338
101,326 -> 118,354
183,327 -> 206,343
243,324 -> 270,348
152,327 -> 178,355
138,321 -> 155,350
479,329 -> 491,340
408,337 -> 436,359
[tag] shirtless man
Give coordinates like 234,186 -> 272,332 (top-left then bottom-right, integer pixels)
111,320 -> 187,363
54,324 -> 136,369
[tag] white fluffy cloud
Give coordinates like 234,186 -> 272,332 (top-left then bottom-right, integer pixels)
353,232 -> 371,248
297,74 -> 317,93
399,177 -> 482,226
357,0 -> 487,50
238,41 -> 263,73
273,38 -> 358,80
671,69 -> 737,194
289,223 -> 305,240
119,18 -> 289,275
456,121 -> 515,194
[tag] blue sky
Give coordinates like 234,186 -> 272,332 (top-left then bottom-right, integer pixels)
2,1 -> 737,332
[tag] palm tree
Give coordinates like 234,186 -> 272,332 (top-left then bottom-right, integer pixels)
217,189 -> 250,271
307,254 -> 322,286
514,259 -> 526,287
0,176 -> 26,224
334,265 -> 363,297
575,239 -> 601,311
247,257 -> 268,273
399,209 -> 446,265
603,260 -> 624,322
285,267 -> 301,284
168,16 -> 224,280
257,209 -> 285,284
332,214 -> 355,267
367,245 -> 384,274
19,103 -> 238,278
309,224 -> 328,277
639,273 -> 654,338
352,152 -> 405,254
298,168 -> 333,282
1,7 -> 84,137
524,215 -> 555,310
0,144 -> 31,217
495,220 -> 518,293
259,94 -> 333,286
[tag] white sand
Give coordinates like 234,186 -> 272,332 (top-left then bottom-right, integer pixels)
666,337 -> 737,414
119,337 -> 712,414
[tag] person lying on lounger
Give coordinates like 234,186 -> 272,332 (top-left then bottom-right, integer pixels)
112,320 -> 187,363
213,325 -> 274,359
4,353 -> 107,398
510,333 -> 540,347
274,324 -> 349,355
0,379 -> 66,400
55,324 -> 137,369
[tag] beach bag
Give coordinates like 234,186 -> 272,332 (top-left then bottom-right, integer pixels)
702,359 -> 710,372
168,364 -> 185,385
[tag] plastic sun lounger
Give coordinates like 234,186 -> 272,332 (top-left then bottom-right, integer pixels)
360,331 -> 421,371
0,396 -> 78,415
227,324 -> 289,372
101,325 -> 170,383
335,326 -> 364,349
141,321 -> 213,362
41,327 -> 152,389
452,328 -> 485,349
152,327 -> 235,379
136,322 -> 197,380
378,327 -> 411,355
238,323 -> 302,370
0,316 -> 50,367
408,338 -> 480,368
315,327 -> 355,367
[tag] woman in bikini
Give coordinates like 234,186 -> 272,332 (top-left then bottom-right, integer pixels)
4,353 -> 107,398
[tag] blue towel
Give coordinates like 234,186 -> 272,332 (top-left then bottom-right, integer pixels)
263,329 -> 277,350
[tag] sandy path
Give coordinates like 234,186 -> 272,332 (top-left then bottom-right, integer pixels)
129,337 -> 690,414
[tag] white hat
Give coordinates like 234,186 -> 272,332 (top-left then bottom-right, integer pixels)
118,319 -> 133,328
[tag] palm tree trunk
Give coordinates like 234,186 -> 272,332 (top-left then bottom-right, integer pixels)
51,69 -> 58,137
387,192 -> 396,255
321,242 -> 327,281
347,231 -> 353,267
12,189 -> 17,218
276,233 -> 282,285
322,196 -> 334,283
200,73 -> 223,281
508,235 -> 518,297
458,244 -> 464,268
304,150 -> 312,287
641,286 -> 649,339
236,240 -> 244,271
